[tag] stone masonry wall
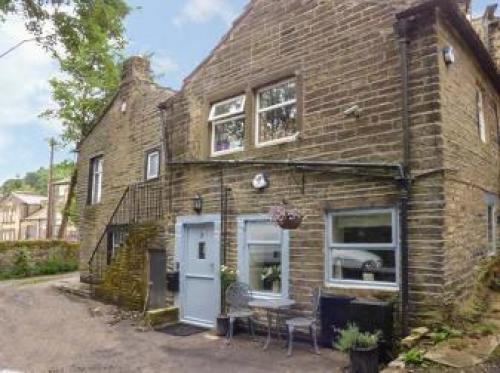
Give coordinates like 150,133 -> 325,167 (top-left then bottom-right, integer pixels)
161,0 -> 446,324
437,13 -> 500,309
76,58 -> 174,276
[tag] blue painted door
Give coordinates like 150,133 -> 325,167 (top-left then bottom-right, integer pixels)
181,223 -> 219,327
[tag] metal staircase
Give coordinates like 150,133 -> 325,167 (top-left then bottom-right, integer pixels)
88,178 -> 165,284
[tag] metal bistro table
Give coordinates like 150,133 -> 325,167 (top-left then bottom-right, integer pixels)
249,298 -> 296,350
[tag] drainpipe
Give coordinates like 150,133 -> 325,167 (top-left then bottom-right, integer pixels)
395,18 -> 412,337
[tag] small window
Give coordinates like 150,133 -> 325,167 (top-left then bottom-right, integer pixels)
487,199 -> 497,255
146,150 -> 160,180
256,79 -> 298,147
477,89 -> 486,143
238,217 -> 289,298
89,156 -> 103,205
209,95 -> 246,156
327,209 -> 398,288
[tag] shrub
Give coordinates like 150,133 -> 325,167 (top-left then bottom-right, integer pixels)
335,324 -> 380,352
401,348 -> 424,365
429,325 -> 463,344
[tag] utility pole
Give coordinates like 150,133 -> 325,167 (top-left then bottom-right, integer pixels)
46,138 -> 56,239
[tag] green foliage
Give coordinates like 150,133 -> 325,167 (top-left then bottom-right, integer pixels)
0,240 -> 79,252
335,324 -> 380,352
429,325 -> 463,345
0,160 -> 75,195
401,348 -> 424,365
41,0 -> 130,144
0,243 -> 79,280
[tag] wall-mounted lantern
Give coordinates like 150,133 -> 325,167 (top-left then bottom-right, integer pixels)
120,100 -> 127,113
192,194 -> 203,214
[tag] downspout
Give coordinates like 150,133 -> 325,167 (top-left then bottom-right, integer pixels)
395,17 -> 412,337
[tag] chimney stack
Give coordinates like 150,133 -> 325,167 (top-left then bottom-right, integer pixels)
121,56 -> 152,82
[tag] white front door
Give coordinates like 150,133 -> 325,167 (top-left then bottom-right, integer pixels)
180,223 -> 219,327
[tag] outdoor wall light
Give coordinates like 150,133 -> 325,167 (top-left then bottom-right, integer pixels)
121,101 -> 127,113
443,46 -> 455,65
192,194 -> 203,214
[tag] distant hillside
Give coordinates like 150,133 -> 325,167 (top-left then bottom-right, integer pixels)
0,160 -> 75,196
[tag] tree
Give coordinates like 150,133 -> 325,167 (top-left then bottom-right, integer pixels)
1,0 -> 130,238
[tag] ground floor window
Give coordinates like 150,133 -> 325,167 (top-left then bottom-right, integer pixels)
237,216 -> 289,298
326,208 -> 398,288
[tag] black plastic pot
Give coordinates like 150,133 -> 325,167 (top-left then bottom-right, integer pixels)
216,315 -> 229,337
349,346 -> 379,373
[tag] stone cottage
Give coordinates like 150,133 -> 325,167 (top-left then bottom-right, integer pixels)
77,0 -> 500,334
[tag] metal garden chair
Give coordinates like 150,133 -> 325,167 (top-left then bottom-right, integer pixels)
285,287 -> 321,357
225,281 -> 255,345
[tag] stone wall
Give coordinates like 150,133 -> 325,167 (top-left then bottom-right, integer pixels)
437,13 -> 500,311
76,57 -> 174,275
0,240 -> 79,269
95,223 -> 163,310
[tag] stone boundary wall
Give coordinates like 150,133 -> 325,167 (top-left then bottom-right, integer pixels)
0,241 -> 79,269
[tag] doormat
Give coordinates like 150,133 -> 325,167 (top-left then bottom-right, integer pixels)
156,323 -> 208,337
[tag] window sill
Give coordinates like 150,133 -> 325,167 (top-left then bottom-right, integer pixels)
211,148 -> 244,157
255,132 -> 300,148
325,281 -> 399,292
250,291 -> 286,300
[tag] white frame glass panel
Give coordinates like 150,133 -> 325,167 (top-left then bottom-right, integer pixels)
255,79 -> 298,147
91,157 -> 103,205
209,95 -> 246,122
237,215 -> 289,299
325,208 -> 399,290
211,115 -> 245,156
146,150 -> 160,180
477,90 -> 487,143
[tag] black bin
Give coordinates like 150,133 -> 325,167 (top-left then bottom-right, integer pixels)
166,271 -> 179,292
320,296 -> 394,362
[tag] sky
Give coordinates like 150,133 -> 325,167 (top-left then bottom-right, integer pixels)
0,0 -> 496,185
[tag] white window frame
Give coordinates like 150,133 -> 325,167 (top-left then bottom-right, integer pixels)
210,115 -> 245,157
209,95 -> 246,156
90,156 -> 103,205
237,215 -> 289,299
255,79 -> 299,148
325,208 -> 399,291
477,89 -> 487,143
146,150 -> 160,180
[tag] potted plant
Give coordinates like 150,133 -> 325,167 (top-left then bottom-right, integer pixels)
216,265 -> 238,336
261,265 -> 281,293
269,201 -> 303,230
335,323 -> 381,373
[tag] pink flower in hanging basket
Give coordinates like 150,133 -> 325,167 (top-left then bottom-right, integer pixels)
269,203 -> 303,230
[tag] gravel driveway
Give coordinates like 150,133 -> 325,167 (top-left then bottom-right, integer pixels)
0,273 -> 347,372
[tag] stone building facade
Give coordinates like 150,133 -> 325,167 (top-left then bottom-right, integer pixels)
77,0 -> 500,330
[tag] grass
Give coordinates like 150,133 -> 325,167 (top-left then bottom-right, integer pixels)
401,348 -> 424,365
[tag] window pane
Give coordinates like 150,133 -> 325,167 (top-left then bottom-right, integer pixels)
259,81 -> 296,109
211,96 -> 245,119
213,118 -> 245,153
248,244 -> 282,293
147,152 -> 159,178
258,104 -> 297,143
332,212 -> 392,244
332,248 -> 395,283
247,221 -> 281,242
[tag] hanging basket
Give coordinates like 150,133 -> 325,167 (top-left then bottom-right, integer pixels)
269,203 -> 303,230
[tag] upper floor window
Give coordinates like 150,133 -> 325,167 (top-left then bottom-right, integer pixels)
477,89 -> 486,143
145,149 -> 160,180
89,156 -> 103,205
256,79 -> 298,147
209,95 -> 246,156
326,208 -> 398,289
